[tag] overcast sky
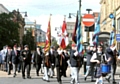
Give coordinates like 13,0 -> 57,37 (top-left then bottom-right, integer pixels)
0,0 -> 101,35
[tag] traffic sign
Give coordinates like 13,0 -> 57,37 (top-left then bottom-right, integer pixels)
82,14 -> 95,27
116,34 -> 120,42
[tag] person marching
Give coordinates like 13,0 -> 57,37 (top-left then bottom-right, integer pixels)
11,45 -> 19,77
48,46 -> 55,78
84,45 -> 96,82
20,45 -> 32,79
90,44 -> 111,84
5,46 -> 12,75
70,43 -> 82,84
55,47 -> 64,84
33,46 -> 43,76
105,43 -> 119,84
42,51 -> 50,82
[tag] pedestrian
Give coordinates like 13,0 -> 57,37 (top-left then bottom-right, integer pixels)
48,46 -> 56,78
70,43 -> 82,84
105,43 -> 119,84
90,44 -> 111,84
33,46 -> 43,76
5,46 -> 12,75
55,47 -> 63,84
84,45 -> 96,82
17,46 -> 22,73
11,45 -> 19,77
20,45 -> 32,79
42,52 -> 50,82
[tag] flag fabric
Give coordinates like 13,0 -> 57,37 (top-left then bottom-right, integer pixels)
76,11 -> 83,54
72,12 -> 78,44
57,17 -> 69,49
109,30 -> 116,46
44,15 -> 51,53
109,10 -> 116,46
92,14 -> 100,46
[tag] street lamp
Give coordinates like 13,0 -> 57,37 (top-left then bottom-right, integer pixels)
17,9 -> 27,17
68,13 -> 76,18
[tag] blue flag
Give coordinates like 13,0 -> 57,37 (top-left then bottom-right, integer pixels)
77,11 -> 83,54
109,10 -> 116,46
93,14 -> 100,46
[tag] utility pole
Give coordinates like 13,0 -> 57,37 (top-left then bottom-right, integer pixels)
86,9 -> 92,43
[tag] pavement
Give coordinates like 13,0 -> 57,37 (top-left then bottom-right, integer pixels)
0,65 -> 120,84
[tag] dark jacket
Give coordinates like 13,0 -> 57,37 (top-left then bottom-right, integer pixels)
106,47 -> 118,65
86,50 -> 93,66
20,50 -> 32,63
33,51 -> 43,64
70,50 -> 82,67
11,50 -> 19,64
5,51 -> 12,63
49,50 -> 55,64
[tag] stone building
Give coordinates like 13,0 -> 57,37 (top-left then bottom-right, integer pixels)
100,0 -> 120,49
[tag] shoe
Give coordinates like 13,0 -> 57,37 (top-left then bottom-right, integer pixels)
37,74 -> 39,76
13,74 -> 16,77
46,80 -> 50,82
58,81 -> 62,84
112,81 -> 117,84
105,78 -> 110,83
27,76 -> 31,79
22,76 -> 25,79
84,77 -> 86,81
91,80 -> 96,82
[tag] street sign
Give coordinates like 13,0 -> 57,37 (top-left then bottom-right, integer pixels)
82,14 -> 95,27
83,42 -> 90,46
116,34 -> 120,42
109,13 -> 114,19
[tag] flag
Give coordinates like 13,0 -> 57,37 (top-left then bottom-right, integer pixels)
92,14 -> 100,46
76,11 -> 83,54
57,16 -> 69,49
109,10 -> 116,46
109,30 -> 116,46
72,12 -> 78,44
44,14 -> 51,53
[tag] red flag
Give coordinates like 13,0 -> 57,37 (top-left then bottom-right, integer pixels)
44,14 -> 51,53
57,16 -> 69,49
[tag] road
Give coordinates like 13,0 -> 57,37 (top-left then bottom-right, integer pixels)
0,66 -> 120,84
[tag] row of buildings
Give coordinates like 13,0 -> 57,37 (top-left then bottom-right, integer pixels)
0,4 -> 46,47
66,0 -> 120,50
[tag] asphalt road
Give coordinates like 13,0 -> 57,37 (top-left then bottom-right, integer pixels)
0,66 -> 120,84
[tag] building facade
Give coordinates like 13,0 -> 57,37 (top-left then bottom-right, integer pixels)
0,4 -> 9,14
100,0 -> 120,49
24,21 -> 46,47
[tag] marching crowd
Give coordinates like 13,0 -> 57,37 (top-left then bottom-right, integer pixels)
0,43 -> 120,84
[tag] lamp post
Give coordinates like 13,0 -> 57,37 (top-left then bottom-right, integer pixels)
86,9 -> 92,43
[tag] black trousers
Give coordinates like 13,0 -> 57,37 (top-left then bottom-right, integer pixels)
56,66 -> 62,82
22,62 -> 31,77
36,63 -> 41,74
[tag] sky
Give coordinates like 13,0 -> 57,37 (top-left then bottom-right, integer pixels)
0,0 -> 101,35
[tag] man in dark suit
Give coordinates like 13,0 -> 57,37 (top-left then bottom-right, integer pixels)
5,46 -> 12,75
48,46 -> 55,78
11,45 -> 19,77
55,47 -> 63,84
33,46 -> 43,76
105,44 -> 119,84
20,45 -> 32,79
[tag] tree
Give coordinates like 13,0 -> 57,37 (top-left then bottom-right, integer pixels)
0,12 -> 20,49
22,28 -> 35,50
